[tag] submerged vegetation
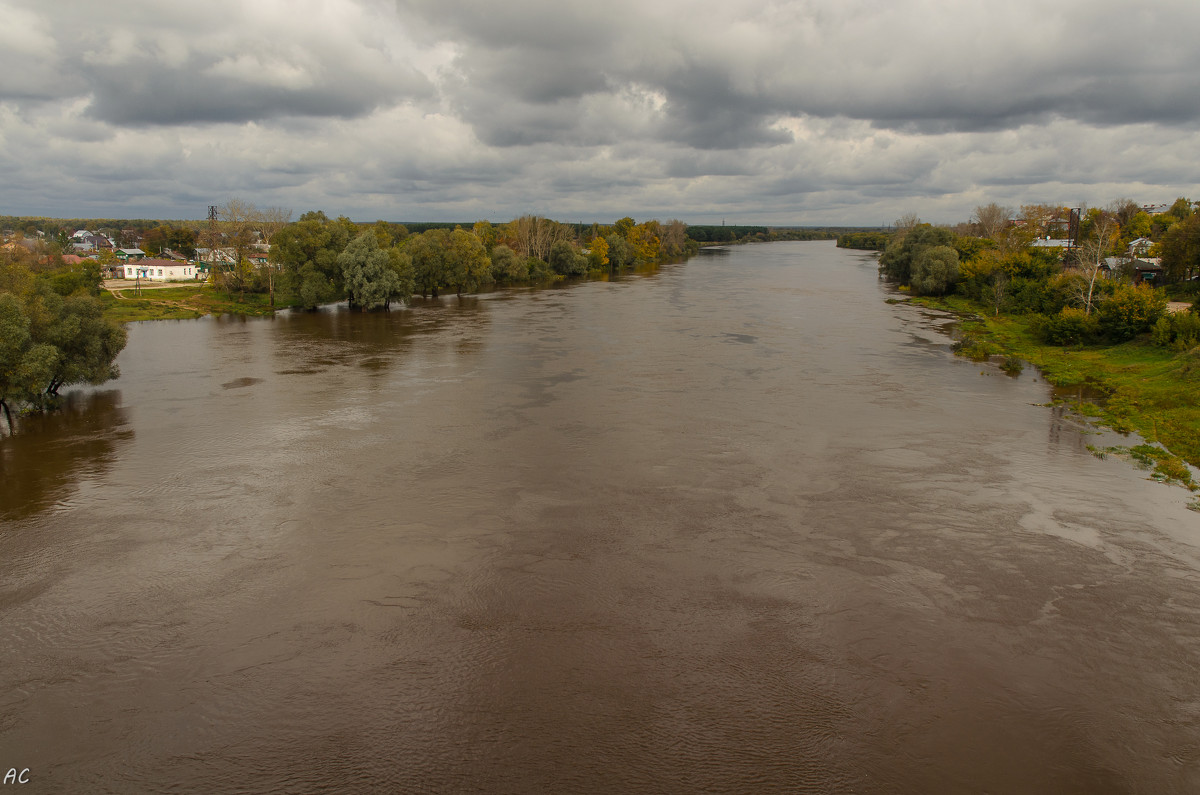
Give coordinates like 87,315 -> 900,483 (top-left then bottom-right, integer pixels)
878,200 -> 1200,484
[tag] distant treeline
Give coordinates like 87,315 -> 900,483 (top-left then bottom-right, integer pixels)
396,222 -> 468,234
836,231 -> 893,251
686,226 -> 883,244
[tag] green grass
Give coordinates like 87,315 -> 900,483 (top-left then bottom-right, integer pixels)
913,294 -> 1200,469
101,284 -> 288,321
98,291 -> 203,321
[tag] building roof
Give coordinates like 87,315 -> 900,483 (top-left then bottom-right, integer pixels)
131,258 -> 192,269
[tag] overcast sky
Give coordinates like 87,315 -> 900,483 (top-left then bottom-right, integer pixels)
3,0 -> 1199,225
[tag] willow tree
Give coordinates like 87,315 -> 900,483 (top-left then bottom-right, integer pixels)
0,285 -> 126,426
338,232 -> 410,311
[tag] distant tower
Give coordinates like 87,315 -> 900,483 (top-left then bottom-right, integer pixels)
207,205 -> 219,272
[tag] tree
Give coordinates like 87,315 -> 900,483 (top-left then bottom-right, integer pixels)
659,220 -> 688,259
911,245 -> 960,295
587,235 -> 609,270
1076,213 -> 1118,315
447,228 -> 492,295
1097,283 -> 1167,341
338,231 -> 409,311
1167,197 -> 1194,221
1109,198 -> 1141,230
628,221 -> 661,263
508,215 -> 573,262
296,264 -> 336,310
1125,211 -> 1152,245
973,203 -> 1012,240
254,207 -> 292,307
490,245 -> 527,284
0,285 -> 125,425
548,239 -> 587,277
879,224 -> 956,285
986,268 -> 1010,317
217,199 -> 259,297
1019,204 -> 1058,239
41,289 -> 127,396
269,211 -> 353,307
409,229 -> 451,298
1160,213 -> 1200,283
0,293 -> 41,425
472,220 -> 497,253
604,233 -> 634,269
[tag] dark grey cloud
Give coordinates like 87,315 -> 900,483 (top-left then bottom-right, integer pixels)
2,0 -> 432,124
402,0 -> 1200,146
3,0 -> 1200,223
83,55 -> 417,126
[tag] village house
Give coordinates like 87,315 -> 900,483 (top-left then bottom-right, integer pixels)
71,231 -> 114,253
115,248 -> 145,262
1128,237 -> 1152,257
121,258 -> 200,282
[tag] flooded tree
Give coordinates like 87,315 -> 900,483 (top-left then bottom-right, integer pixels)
0,282 -> 126,427
339,232 -> 411,311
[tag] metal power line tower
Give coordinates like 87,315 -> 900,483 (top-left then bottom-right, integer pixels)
1067,207 -> 1082,257
207,205 -> 218,277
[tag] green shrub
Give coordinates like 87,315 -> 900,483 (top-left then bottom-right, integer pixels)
1032,307 -> 1099,345
1151,311 -> 1200,350
1097,283 -> 1167,342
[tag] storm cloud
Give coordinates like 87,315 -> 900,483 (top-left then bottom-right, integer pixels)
2,0 -> 1199,223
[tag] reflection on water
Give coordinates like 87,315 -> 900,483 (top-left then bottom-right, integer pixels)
0,390 -> 131,521
2,242 -> 1199,793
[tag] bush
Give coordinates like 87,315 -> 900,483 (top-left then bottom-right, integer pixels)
1096,283 -> 1168,342
1151,310 -> 1200,350
1033,307 -> 1099,346
548,240 -> 588,277
910,245 -> 960,296
526,257 -> 553,283
879,225 -> 957,284
489,245 -> 527,285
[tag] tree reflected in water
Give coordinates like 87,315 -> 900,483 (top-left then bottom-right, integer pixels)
0,390 -> 131,521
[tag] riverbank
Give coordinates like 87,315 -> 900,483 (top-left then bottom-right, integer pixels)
100,281 -> 284,321
910,294 -> 1200,493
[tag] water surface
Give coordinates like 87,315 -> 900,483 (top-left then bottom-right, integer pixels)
2,241 -> 1199,793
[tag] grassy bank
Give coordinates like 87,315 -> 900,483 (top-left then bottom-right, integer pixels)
911,294 -> 1200,491
100,285 -> 285,321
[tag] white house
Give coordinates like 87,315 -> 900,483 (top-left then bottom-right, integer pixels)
122,258 -> 200,282
1128,237 -> 1152,256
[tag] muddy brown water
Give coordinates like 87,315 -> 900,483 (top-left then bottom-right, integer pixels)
2,241 -> 1199,793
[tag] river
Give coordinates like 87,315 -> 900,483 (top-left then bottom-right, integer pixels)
2,241 -> 1198,793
